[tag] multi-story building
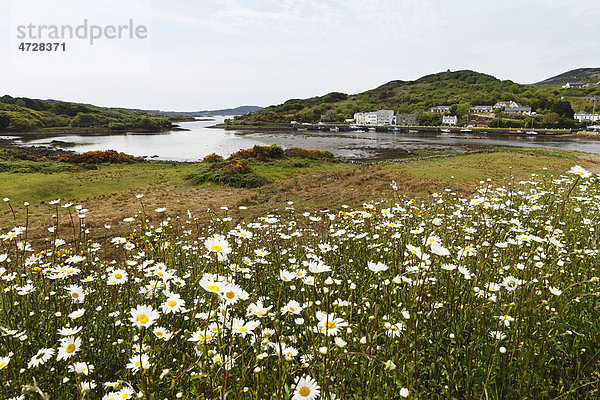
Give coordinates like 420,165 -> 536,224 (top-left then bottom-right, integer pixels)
574,111 -> 600,122
354,110 -> 396,125
442,115 -> 458,125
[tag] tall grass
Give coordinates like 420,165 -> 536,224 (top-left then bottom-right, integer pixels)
0,166 -> 599,399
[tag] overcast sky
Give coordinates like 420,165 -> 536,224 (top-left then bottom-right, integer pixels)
1,0 -> 599,111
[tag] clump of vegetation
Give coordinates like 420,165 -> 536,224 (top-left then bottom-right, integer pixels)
0,160 -> 75,173
284,147 -> 334,160
57,150 -> 142,164
229,144 -> 285,161
191,146 -> 335,188
202,153 -> 224,163
188,159 -> 268,188
0,149 -> 75,173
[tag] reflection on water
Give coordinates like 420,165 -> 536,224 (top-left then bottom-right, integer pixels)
13,117 -> 600,161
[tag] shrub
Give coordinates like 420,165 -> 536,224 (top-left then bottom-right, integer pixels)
268,144 -> 284,159
228,145 -> 333,162
71,113 -> 108,128
57,150 -> 142,164
283,147 -> 334,160
188,160 -> 268,188
202,153 -> 224,163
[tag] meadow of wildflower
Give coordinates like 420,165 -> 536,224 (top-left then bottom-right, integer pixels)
0,164 -> 599,399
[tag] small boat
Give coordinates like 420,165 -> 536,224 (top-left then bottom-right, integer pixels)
509,130 -> 523,134
388,127 -> 402,133
408,129 -> 418,133
440,128 -> 451,134
525,131 -> 538,135
460,128 -> 472,133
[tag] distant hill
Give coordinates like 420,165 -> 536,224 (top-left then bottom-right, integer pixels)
0,95 -> 175,132
157,106 -> 263,117
233,70 -> 549,125
535,68 -> 600,86
231,69 -> 600,129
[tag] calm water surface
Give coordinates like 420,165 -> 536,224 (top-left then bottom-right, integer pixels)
12,117 -> 600,161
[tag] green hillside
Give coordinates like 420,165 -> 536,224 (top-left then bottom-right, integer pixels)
0,95 -> 179,132
231,70 -> 600,129
535,67 -> 600,86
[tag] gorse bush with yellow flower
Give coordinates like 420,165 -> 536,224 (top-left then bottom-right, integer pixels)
57,150 -> 143,164
0,166 -> 599,399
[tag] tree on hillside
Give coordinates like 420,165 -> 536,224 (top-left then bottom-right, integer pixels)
541,112 -> 560,127
552,101 -> 574,119
0,112 -> 10,130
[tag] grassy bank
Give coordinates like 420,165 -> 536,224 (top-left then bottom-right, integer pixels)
1,147 -> 599,236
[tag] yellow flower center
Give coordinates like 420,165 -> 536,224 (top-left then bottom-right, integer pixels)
0,362 -> 6,369
226,291 -> 235,299
66,344 -> 76,353
211,245 -> 223,252
115,273 -> 123,279
72,293 -> 79,298
137,315 -> 149,324
207,285 -> 219,292
156,332 -> 163,337
238,327 -> 247,332
325,321 -> 336,329
135,360 -> 141,367
168,300 -> 177,307
299,386 -> 311,397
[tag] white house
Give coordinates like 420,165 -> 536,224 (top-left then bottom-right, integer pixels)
494,101 -> 520,109
574,111 -> 600,122
442,115 -> 458,125
430,106 -> 451,114
504,107 -> 533,115
354,110 -> 396,126
562,82 -> 586,89
470,105 -> 493,114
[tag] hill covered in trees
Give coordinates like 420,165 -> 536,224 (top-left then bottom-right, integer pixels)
231,70 -> 600,128
0,96 -> 178,132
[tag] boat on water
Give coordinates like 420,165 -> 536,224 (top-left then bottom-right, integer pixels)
526,131 -> 538,135
388,127 -> 402,133
509,130 -> 524,134
440,128 -> 451,134
460,128 -> 472,133
408,129 -> 418,133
